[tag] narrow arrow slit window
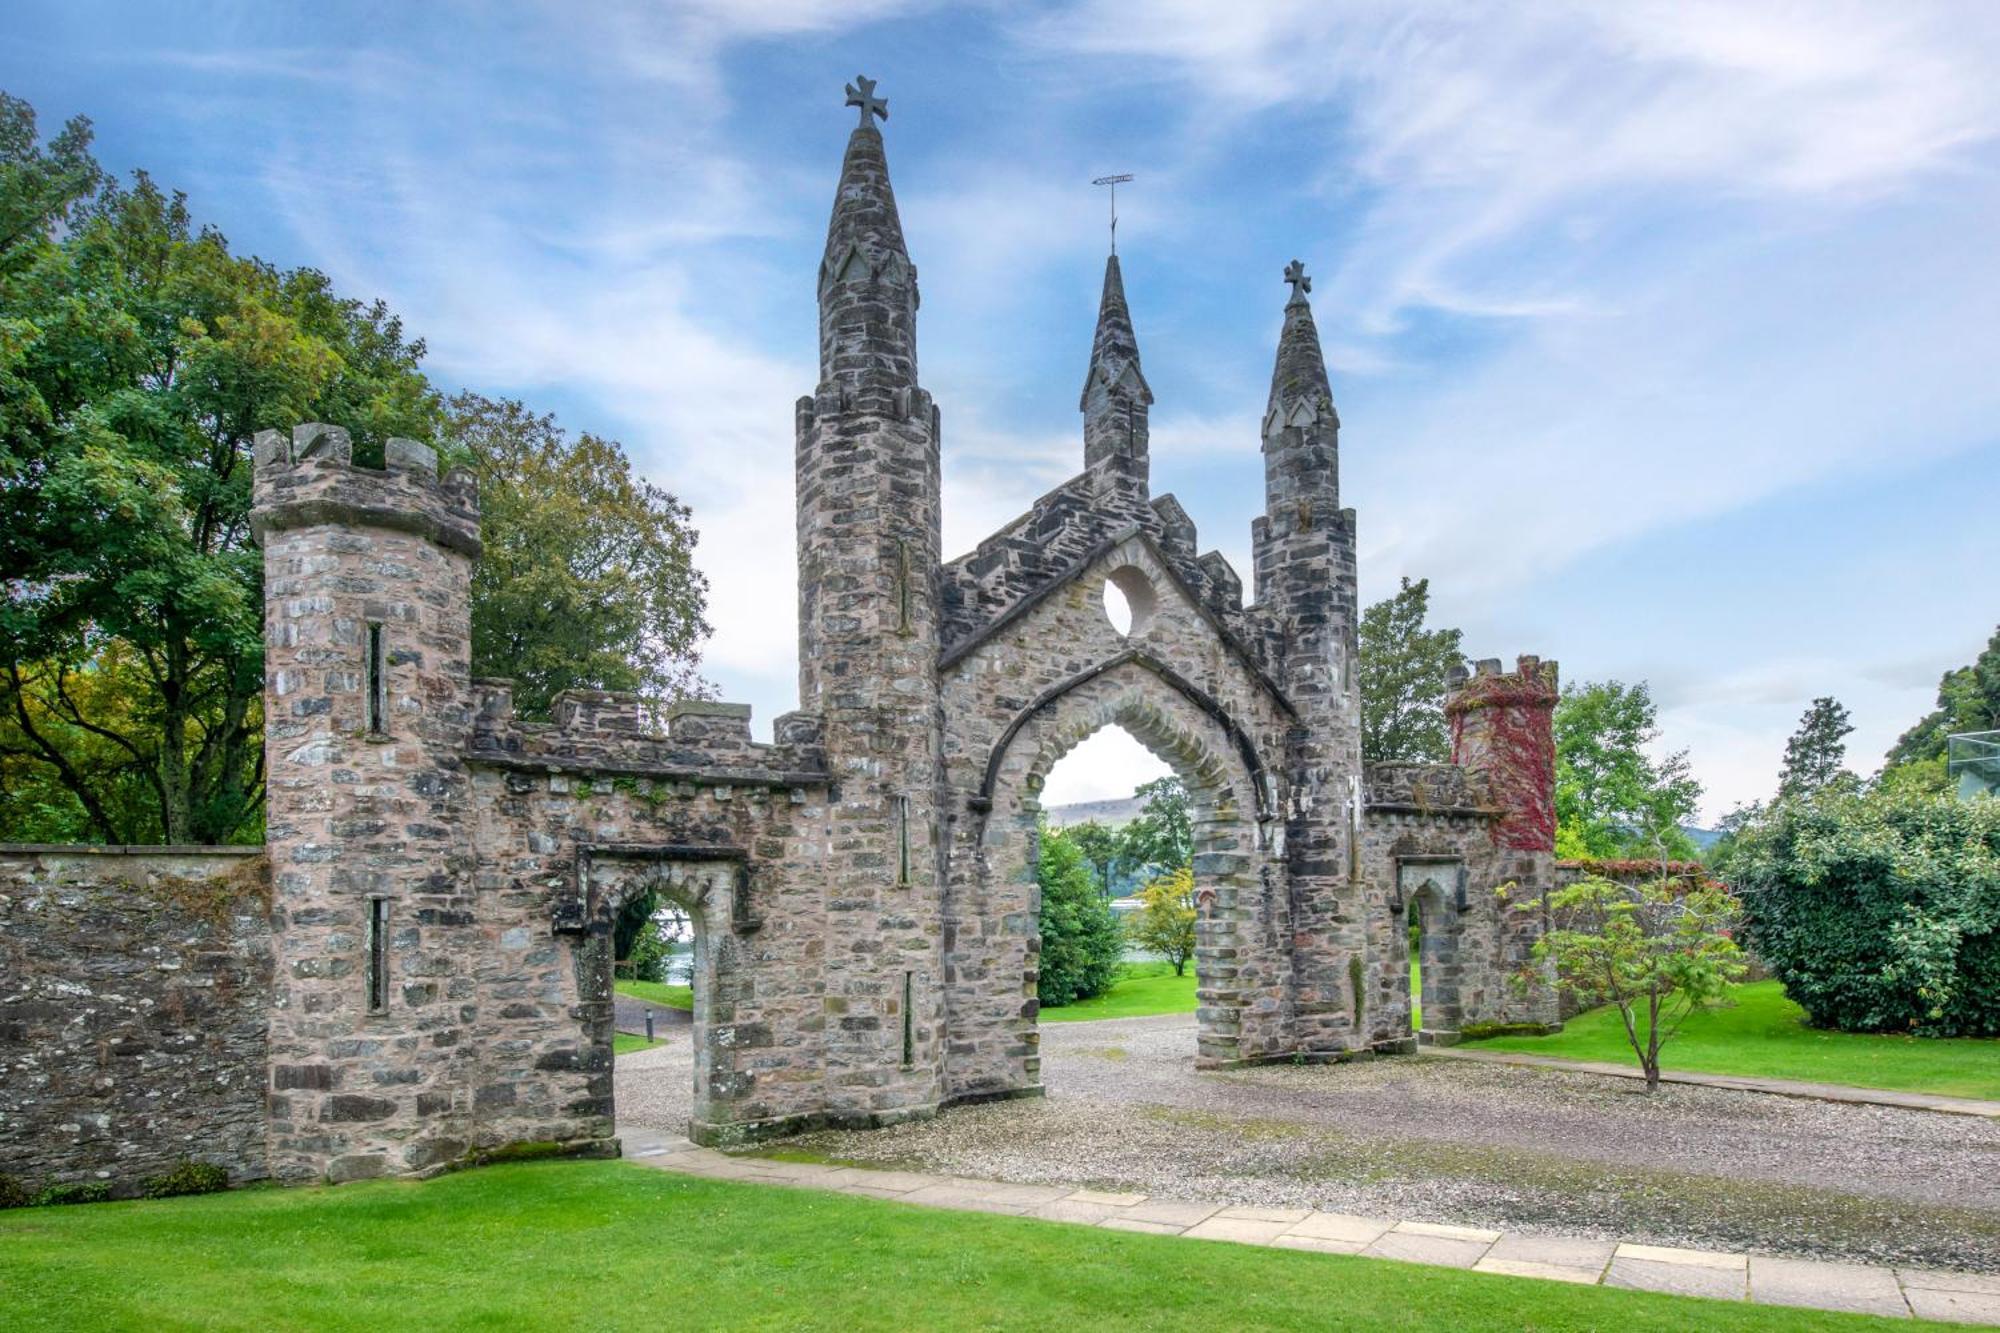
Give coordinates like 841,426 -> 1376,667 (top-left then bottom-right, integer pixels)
366,623 -> 387,735
896,795 -> 912,885
902,971 -> 915,1067
366,896 -> 391,1014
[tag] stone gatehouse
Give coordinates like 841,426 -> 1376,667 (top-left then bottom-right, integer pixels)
0,85 -> 1559,1191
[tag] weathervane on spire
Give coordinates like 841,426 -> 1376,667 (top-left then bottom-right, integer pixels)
845,75 -> 887,129
1284,259 -> 1311,304
1092,173 -> 1134,255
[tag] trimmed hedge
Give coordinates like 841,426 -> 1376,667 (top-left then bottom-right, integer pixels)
1733,791 -> 2000,1037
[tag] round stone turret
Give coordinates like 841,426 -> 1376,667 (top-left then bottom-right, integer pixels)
1447,655 -> 1561,852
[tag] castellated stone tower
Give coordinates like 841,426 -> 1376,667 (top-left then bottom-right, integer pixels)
1448,655 -> 1561,856
251,425 -> 483,1181
794,107 -> 948,1124
1250,269 -> 1367,1052
1446,654 -> 1564,1029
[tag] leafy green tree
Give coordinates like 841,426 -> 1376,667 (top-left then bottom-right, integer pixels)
1358,576 -> 1465,763
0,93 -> 717,844
1552,680 -> 1701,859
1118,776 -> 1192,879
1126,866 -> 1197,976
1035,823 -> 1122,1008
1063,819 -> 1125,899
448,393 -> 711,718
0,94 -> 439,844
1776,696 -> 1855,801
1885,625 -> 2000,771
1513,872 -> 1747,1091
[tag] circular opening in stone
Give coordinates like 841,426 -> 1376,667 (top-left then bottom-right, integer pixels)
1102,565 -> 1158,638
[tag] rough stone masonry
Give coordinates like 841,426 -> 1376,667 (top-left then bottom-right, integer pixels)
0,80 -> 1559,1190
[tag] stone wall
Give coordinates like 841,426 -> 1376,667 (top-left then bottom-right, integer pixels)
0,846 -> 271,1194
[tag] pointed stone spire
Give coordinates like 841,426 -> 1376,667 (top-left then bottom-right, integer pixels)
818,78 -> 917,391
1265,260 -> 1335,436
1080,254 -> 1153,478
1079,253 -> 1152,411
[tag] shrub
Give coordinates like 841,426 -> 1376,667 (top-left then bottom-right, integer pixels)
142,1160 -> 230,1199
0,1175 -> 27,1209
1732,790 -> 2000,1037
1036,825 -> 1122,1008
32,1180 -> 111,1206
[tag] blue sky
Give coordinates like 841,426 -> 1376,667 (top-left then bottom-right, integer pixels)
9,1 -> 2000,819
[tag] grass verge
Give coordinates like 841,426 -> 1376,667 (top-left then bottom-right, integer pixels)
615,979 -> 692,1011
1041,961 -> 1197,1022
613,1032 -> 663,1056
1470,981 -> 2000,1101
0,1160 -> 1930,1331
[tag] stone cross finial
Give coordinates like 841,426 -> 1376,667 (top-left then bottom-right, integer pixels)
845,75 -> 887,129
1284,259 -> 1311,304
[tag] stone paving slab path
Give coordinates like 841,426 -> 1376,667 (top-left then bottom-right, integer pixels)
1428,1047 -> 2000,1119
621,1131 -> 2000,1326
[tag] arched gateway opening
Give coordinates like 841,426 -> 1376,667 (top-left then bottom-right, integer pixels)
1016,706 -> 1252,1060
1026,723 -> 1200,1029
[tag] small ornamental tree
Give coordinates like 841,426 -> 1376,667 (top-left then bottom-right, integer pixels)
1127,866 -> 1198,976
1515,873 -> 1747,1091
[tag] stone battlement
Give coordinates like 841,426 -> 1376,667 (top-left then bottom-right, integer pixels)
468,681 -> 828,785
1445,654 -> 1561,710
251,422 -> 481,559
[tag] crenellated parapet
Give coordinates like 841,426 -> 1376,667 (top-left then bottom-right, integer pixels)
251,422 -> 480,559
468,684 -> 828,787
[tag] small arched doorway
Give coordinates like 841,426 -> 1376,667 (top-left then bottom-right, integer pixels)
580,851 -> 746,1142
1399,858 -> 1465,1043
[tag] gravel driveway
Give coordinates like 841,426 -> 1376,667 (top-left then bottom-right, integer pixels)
617,1013 -> 2000,1271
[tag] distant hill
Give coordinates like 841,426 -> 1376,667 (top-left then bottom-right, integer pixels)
1681,825 -> 1722,851
1044,796 -> 1145,829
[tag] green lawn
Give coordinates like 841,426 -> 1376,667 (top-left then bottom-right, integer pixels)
1041,961 -> 1198,1022
612,1032 -> 663,1056
615,979 -> 692,1010
1043,960 -> 1430,1030
1412,959 -> 1421,1031
0,1160 -> 1925,1331
1470,981 -> 2000,1101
